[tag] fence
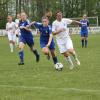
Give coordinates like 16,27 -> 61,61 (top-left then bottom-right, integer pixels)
0,27 -> 100,36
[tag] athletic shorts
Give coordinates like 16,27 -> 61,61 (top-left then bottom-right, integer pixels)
56,37 -> 73,54
8,33 -> 16,42
81,32 -> 88,37
40,41 -> 55,50
19,36 -> 34,47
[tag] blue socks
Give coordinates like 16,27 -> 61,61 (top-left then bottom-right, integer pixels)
81,39 -> 88,48
19,51 -> 24,63
52,57 -> 58,64
85,40 -> 88,48
81,40 -> 84,48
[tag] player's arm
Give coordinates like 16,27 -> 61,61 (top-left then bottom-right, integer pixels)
53,29 -> 66,35
52,23 -> 65,35
46,34 -> 53,47
28,21 -> 36,27
71,20 -> 81,25
20,26 -> 31,32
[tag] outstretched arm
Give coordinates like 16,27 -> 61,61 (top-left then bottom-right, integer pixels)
71,20 -> 81,25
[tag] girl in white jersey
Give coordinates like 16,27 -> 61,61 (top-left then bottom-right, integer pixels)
52,11 -> 81,70
6,15 -> 16,52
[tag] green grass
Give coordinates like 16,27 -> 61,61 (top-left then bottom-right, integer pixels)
0,34 -> 100,100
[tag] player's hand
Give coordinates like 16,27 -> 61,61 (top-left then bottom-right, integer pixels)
20,26 -> 25,29
59,28 -> 66,33
46,43 -> 50,47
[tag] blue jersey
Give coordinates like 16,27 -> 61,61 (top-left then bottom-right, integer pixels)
19,20 -> 33,38
80,19 -> 89,34
34,22 -> 55,50
19,20 -> 34,47
34,22 -> 53,42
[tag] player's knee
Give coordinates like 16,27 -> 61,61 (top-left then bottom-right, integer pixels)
19,43 -> 24,50
42,48 -> 49,55
62,52 -> 69,57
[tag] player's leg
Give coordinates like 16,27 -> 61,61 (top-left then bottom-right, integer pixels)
27,38 -> 40,62
18,42 -> 25,65
8,34 -> 14,52
58,43 -> 74,69
84,33 -> 88,48
42,47 -> 50,60
81,36 -> 85,48
49,42 -> 58,64
12,34 -> 16,47
66,38 -> 80,66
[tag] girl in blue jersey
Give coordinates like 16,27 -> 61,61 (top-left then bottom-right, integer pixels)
29,16 -> 60,67
18,12 -> 40,65
80,15 -> 89,48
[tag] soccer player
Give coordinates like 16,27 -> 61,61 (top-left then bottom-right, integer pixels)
80,14 -> 89,48
6,15 -> 16,53
18,12 -> 40,65
29,16 -> 59,67
52,11 -> 81,70
15,14 -> 21,46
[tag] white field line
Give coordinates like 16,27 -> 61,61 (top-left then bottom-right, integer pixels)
0,85 -> 100,93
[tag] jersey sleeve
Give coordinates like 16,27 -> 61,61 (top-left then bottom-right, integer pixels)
63,18 -> 73,25
34,22 -> 42,29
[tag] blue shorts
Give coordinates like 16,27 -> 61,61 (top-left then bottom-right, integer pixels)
81,32 -> 88,37
19,36 -> 34,47
40,41 -> 55,50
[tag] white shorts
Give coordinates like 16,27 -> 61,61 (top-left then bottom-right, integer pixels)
8,33 -> 16,42
57,37 -> 73,53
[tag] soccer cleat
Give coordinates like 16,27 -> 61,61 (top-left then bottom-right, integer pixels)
18,62 -> 24,65
69,65 -> 74,70
36,54 -> 40,62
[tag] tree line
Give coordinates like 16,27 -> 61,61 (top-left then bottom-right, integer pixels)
0,0 -> 100,28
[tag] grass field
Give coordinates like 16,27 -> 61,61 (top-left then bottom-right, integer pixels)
0,34 -> 100,100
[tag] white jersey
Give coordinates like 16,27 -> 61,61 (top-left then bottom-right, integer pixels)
52,18 -> 72,40
6,22 -> 16,34
52,18 -> 73,53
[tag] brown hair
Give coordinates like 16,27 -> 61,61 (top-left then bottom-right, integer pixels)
56,10 -> 62,15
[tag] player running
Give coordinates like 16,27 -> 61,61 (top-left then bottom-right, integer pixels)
6,15 -> 16,53
52,11 -> 81,70
80,14 -> 89,48
29,16 -> 61,68
18,12 -> 40,65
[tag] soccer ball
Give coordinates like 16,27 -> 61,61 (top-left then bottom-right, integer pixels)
54,63 -> 63,71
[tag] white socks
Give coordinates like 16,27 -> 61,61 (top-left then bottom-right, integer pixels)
9,43 -> 14,52
16,37 -> 19,46
66,56 -> 73,65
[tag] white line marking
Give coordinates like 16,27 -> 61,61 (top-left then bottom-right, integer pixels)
0,85 -> 99,93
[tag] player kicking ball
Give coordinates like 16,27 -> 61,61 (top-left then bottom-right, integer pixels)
52,11 -> 81,70
6,15 -> 16,53
29,16 -> 63,70
80,14 -> 89,48
18,12 -> 40,65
